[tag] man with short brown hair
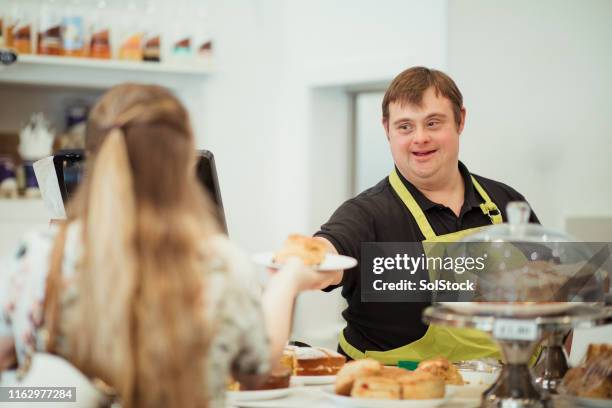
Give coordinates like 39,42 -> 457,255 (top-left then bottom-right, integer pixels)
312,66 -> 539,363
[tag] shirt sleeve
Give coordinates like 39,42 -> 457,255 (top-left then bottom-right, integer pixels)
206,236 -> 270,377
315,199 -> 376,291
0,242 -> 25,339
0,228 -> 56,365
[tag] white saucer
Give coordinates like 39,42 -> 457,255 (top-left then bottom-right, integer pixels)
226,387 -> 291,402
291,375 -> 336,386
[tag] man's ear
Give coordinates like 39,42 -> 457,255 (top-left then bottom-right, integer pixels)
382,117 -> 390,141
458,107 -> 467,135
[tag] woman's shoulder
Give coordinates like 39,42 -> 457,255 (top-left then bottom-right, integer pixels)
203,234 -> 256,281
202,234 -> 262,312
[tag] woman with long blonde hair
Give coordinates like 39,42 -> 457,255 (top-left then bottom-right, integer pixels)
0,84 -> 320,407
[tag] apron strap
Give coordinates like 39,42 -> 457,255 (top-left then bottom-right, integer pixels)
338,331 -> 366,360
471,176 -> 503,225
389,169 -> 437,240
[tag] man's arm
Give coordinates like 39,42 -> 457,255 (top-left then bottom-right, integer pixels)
312,237 -> 344,289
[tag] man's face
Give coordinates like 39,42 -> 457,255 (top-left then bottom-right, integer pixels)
383,87 -> 465,185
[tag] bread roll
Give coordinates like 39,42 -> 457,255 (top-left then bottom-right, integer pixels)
380,366 -> 412,380
351,376 -> 400,400
397,371 -> 445,399
273,234 -> 327,266
417,356 -> 464,385
335,359 -> 383,396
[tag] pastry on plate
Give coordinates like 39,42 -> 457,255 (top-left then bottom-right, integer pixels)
397,371 -> 445,400
255,367 -> 292,390
273,234 -> 327,266
285,345 -> 346,376
351,376 -> 400,400
417,356 -> 464,385
380,366 -> 412,380
226,377 -> 240,391
335,358 -> 383,396
561,344 -> 612,399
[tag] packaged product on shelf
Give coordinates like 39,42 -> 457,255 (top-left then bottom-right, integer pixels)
0,156 -> 18,199
193,5 -> 213,64
38,0 -> 63,56
18,113 -> 55,198
142,0 -> 161,62
55,103 -> 88,150
117,0 -> 143,61
165,4 -> 193,64
89,0 -> 112,59
62,0 -> 87,57
0,8 -> 5,48
7,2 -> 34,54
194,30 -> 213,65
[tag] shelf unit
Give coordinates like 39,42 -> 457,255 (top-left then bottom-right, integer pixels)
0,54 -> 213,89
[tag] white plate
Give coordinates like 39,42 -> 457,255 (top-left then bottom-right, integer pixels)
291,375 -> 336,386
253,252 -> 357,272
439,302 -> 578,317
227,387 -> 291,402
324,389 -> 450,408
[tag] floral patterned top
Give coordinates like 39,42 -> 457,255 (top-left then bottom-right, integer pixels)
0,223 -> 270,407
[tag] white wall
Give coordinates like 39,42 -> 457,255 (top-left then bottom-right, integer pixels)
182,0 -> 448,346
354,91 -> 393,194
448,0 -> 612,233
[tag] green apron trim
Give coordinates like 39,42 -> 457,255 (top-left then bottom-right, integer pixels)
339,167 -> 505,364
389,170 -> 436,240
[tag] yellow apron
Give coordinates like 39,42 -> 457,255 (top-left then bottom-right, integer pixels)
339,168 -> 503,365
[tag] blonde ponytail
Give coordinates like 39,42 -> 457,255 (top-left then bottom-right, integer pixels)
74,128 -> 138,403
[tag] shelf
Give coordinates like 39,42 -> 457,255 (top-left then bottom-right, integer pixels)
0,54 -> 213,89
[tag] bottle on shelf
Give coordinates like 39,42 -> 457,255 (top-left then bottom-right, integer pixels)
193,3 -> 213,65
0,0 -> 6,48
38,0 -> 63,56
89,0 -> 112,59
7,1 -> 34,54
142,0 -> 161,62
117,0 -> 144,61
61,0 -> 87,57
165,2 -> 193,64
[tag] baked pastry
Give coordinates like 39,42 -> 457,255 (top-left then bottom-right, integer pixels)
397,371 -> 445,399
273,234 -> 327,266
380,366 -> 412,380
226,378 -> 240,391
255,367 -> 291,390
585,343 -> 612,362
335,359 -> 383,396
561,344 -> 612,399
351,376 -> 400,399
417,356 -> 464,385
280,348 -> 294,371
285,345 -> 346,376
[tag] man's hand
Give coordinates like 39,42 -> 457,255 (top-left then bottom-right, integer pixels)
265,237 -> 345,290
311,237 -> 343,289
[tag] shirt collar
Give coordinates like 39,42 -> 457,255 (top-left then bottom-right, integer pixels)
393,161 -> 482,212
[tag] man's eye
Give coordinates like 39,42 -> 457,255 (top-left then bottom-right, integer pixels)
427,121 -> 440,127
399,124 -> 412,131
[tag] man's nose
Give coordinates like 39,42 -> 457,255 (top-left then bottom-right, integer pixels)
413,127 -> 430,143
